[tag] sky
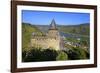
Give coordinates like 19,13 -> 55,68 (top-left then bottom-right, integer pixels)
22,10 -> 90,25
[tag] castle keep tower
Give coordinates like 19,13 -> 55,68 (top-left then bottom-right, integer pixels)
31,19 -> 64,50
48,19 -> 59,37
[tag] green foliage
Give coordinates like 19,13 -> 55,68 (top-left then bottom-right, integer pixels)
41,49 -> 58,61
56,51 -> 68,60
22,50 -> 27,62
66,47 -> 88,60
80,37 -> 89,47
22,47 -> 89,62
22,48 -> 58,62
72,47 -> 87,59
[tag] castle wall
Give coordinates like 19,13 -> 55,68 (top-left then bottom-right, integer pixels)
31,36 -> 61,50
31,37 -> 48,49
47,37 -> 61,50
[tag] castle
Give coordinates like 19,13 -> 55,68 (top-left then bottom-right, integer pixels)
30,19 -> 64,50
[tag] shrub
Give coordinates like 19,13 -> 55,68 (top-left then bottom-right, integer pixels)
66,47 -> 88,60
41,49 -> 58,61
22,48 -> 58,62
72,47 -> 87,59
56,51 -> 68,60
22,47 -> 89,62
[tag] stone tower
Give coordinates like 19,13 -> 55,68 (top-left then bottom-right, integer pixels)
31,19 -> 64,50
48,19 -> 59,37
47,19 -> 61,50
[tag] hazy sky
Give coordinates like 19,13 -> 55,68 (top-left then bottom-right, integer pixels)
22,10 -> 90,25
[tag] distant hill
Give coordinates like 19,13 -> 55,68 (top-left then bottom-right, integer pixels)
35,23 -> 90,35
58,23 -> 90,35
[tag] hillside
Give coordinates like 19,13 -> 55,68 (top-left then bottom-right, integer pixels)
22,23 -> 42,50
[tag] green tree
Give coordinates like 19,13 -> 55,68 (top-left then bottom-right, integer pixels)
72,47 -> 87,59
22,48 -> 58,62
56,51 -> 68,60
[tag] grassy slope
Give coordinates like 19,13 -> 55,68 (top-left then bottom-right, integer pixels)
22,23 -> 42,51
